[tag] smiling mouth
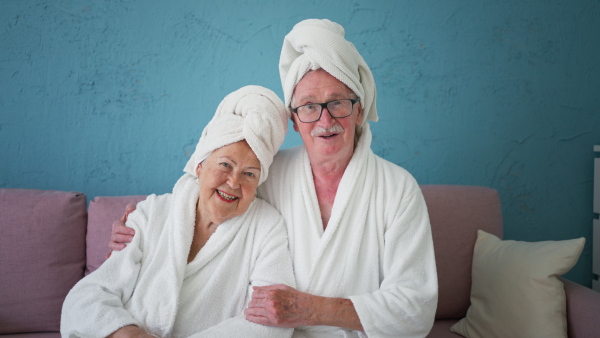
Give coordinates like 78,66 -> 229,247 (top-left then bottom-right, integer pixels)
319,133 -> 337,138
217,190 -> 238,202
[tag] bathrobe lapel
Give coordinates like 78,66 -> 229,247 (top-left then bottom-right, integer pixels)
185,216 -> 245,278
295,125 -> 376,295
130,175 -> 197,336
130,174 -> 253,335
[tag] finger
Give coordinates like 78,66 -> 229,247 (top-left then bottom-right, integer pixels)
105,251 -> 112,259
245,313 -> 271,325
123,203 -> 136,222
244,308 -> 271,322
108,242 -> 126,251
250,288 -> 268,300
248,298 -> 267,308
112,220 -> 135,236
252,285 -> 274,293
254,284 -> 288,291
112,219 -> 124,231
111,233 -> 134,244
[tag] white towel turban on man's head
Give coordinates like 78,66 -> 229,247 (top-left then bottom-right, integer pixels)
279,18 -> 378,125
183,85 -> 288,185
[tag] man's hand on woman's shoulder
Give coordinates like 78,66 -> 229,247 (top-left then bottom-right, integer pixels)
106,203 -> 137,258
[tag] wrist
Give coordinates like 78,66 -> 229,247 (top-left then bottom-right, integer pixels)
301,293 -> 327,326
300,294 -> 341,326
317,297 -> 363,331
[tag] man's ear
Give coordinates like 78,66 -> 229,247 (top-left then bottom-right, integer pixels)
356,102 -> 363,126
291,115 -> 300,132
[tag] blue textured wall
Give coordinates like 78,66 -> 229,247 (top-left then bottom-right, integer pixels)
2,1 -> 599,286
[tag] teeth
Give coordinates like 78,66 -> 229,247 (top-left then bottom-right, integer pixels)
217,190 -> 237,201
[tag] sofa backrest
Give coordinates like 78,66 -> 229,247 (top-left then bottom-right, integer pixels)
87,185 -> 503,321
0,189 -> 87,334
421,185 -> 503,319
86,195 -> 147,275
79,185 -> 503,319
0,184 -> 501,334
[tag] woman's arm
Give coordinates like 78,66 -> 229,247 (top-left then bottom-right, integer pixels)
190,208 -> 296,338
61,204 -> 147,337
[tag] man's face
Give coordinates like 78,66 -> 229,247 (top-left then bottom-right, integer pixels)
291,69 -> 362,162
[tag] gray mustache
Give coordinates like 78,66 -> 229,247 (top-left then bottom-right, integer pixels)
311,125 -> 345,137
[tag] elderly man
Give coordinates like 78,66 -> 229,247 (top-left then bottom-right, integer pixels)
111,19 -> 437,337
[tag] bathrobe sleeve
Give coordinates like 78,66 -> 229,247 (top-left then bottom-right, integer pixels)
60,199 -> 151,338
187,314 -> 292,338
188,205 -> 295,338
349,186 -> 438,338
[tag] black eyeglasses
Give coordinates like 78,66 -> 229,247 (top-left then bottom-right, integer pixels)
291,98 -> 360,123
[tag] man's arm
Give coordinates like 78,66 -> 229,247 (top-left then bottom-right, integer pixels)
246,182 -> 437,336
245,285 -> 363,331
349,187 -> 438,337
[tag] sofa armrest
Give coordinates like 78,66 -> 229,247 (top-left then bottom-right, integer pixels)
562,278 -> 600,338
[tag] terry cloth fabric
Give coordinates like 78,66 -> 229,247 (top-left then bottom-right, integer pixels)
183,85 -> 288,185
61,174 -> 295,337
279,18 -> 378,125
258,124 -> 438,338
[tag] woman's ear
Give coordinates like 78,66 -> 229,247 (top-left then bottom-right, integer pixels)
195,162 -> 202,177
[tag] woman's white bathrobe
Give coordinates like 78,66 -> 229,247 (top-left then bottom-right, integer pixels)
61,175 -> 296,338
258,124 -> 438,338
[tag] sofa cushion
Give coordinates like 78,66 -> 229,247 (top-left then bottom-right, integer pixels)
450,230 -> 585,338
421,185 -> 503,319
426,319 -> 462,338
0,333 -> 61,338
86,195 -> 147,275
0,189 -> 87,334
562,278 -> 600,338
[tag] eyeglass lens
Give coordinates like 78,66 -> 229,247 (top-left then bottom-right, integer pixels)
297,99 -> 354,122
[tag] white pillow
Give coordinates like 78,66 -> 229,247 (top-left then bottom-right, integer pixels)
450,230 -> 585,338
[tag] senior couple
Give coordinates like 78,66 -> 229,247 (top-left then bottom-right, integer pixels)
61,19 -> 438,338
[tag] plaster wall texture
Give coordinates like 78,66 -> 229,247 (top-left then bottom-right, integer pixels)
1,0 -> 599,286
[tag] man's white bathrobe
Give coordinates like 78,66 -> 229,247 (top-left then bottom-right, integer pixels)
258,124 -> 438,338
61,175 -> 295,338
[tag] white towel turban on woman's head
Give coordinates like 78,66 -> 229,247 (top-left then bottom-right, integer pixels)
183,85 -> 288,185
279,18 -> 378,125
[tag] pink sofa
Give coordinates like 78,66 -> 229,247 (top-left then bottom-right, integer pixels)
1,186 -> 599,337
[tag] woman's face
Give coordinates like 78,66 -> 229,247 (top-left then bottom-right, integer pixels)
195,140 -> 261,225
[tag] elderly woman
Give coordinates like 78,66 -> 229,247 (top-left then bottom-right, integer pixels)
60,86 -> 295,338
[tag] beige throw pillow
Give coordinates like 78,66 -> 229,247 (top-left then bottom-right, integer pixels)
450,230 -> 585,338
